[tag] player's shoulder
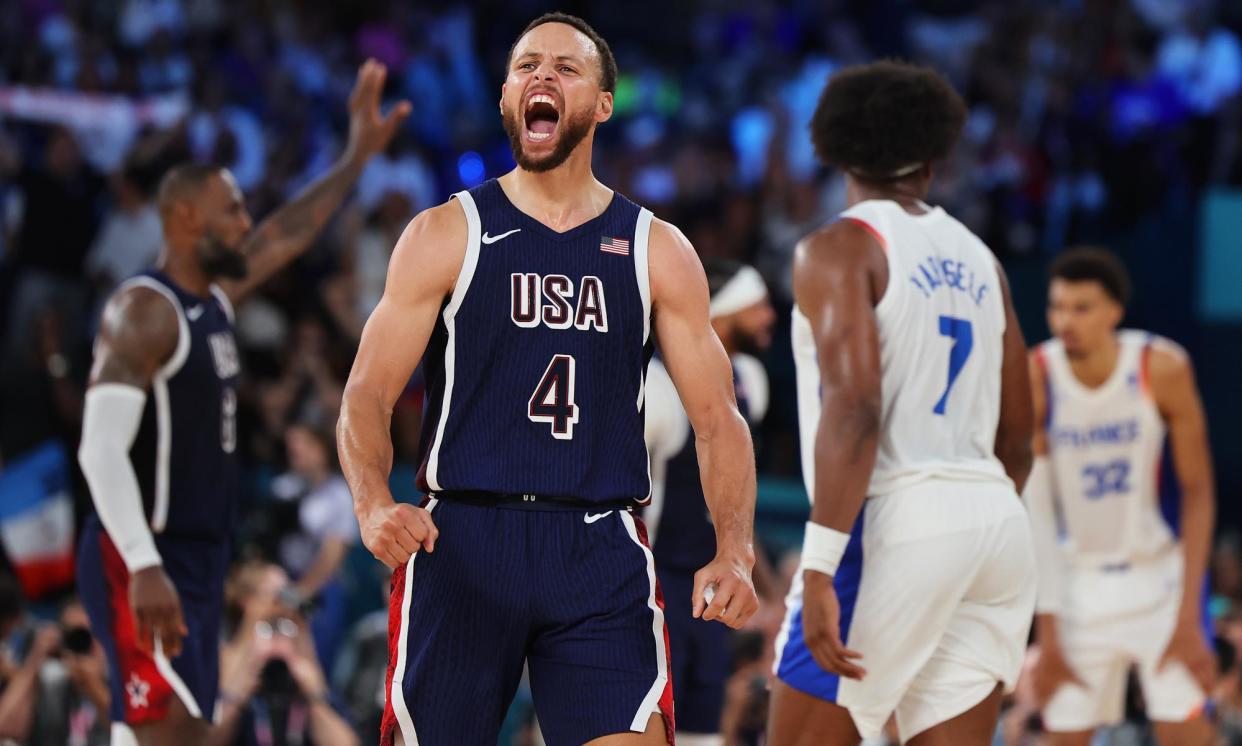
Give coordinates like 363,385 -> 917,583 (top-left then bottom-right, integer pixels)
404,197 -> 469,243
648,216 -> 693,257
102,281 -> 180,338
1138,331 -> 1193,384
387,198 -> 470,284
798,216 -> 880,260
97,280 -> 181,365
647,217 -> 708,301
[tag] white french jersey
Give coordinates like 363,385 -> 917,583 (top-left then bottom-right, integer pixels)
793,199 -> 1011,501
1037,331 -> 1174,564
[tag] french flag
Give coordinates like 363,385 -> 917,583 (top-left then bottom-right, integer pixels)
0,441 -> 75,598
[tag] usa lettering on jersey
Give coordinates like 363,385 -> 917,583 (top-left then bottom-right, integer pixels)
208,332 -> 240,378
510,273 -> 609,332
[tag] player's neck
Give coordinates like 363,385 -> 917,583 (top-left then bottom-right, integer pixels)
156,247 -> 213,298
1067,334 -> 1122,388
502,150 -> 612,231
846,176 -> 930,214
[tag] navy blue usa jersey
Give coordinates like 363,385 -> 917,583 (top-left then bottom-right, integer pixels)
416,179 -> 655,503
114,270 -> 241,541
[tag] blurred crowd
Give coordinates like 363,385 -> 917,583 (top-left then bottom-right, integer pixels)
1,0 -> 1242,744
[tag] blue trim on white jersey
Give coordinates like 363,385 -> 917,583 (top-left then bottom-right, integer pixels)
777,510 -> 866,702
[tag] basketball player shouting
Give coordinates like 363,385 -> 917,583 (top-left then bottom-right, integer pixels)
337,13 -> 759,746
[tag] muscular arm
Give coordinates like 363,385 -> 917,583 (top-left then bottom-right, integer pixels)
217,60 -> 411,304
79,287 -> 191,656
1150,343 -> 1215,623
795,221 -> 885,540
81,287 -> 179,569
649,219 -> 758,625
994,263 -> 1035,491
337,201 -> 465,567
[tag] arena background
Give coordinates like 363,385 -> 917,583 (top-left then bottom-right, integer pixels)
1,0 -> 1242,744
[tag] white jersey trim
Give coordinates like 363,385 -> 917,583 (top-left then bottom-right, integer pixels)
620,511 -> 669,733
153,637 -> 202,719
390,497 -> 437,744
209,284 -> 235,324
634,208 -> 655,502
634,207 -> 654,413
113,276 -> 191,533
424,193 -> 482,492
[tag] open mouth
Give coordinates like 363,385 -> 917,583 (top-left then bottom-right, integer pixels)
524,93 -> 560,143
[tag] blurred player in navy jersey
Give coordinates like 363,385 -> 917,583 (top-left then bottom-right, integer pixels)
75,61 -> 409,746
338,12 -> 759,746
644,259 -> 775,745
1026,248 -> 1216,745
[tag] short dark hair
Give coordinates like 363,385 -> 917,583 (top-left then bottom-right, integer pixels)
810,60 -> 967,180
157,163 -> 224,214
1050,247 -> 1132,306
507,12 -> 618,93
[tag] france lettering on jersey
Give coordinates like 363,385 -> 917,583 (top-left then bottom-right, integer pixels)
106,270 -> 241,540
416,179 -> 654,503
793,200 -> 1010,501
1036,331 -> 1175,564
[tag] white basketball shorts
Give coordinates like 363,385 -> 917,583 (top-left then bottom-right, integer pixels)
1042,548 -> 1207,731
774,479 -> 1037,741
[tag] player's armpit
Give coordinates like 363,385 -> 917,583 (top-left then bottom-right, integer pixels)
993,261 -> 1034,490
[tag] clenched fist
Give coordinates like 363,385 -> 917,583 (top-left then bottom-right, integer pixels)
358,500 -> 439,569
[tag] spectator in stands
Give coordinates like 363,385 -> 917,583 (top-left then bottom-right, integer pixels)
219,561 -> 359,746
272,424 -> 358,675
27,597 -> 111,746
0,572 -> 62,743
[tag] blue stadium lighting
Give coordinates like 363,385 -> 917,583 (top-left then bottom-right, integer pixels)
457,151 -> 485,187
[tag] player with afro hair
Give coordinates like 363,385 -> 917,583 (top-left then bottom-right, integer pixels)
810,60 -> 967,182
768,59 -> 1035,746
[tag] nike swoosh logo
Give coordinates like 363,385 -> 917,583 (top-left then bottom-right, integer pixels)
583,511 -> 613,524
481,229 -> 521,244
186,305 -> 204,321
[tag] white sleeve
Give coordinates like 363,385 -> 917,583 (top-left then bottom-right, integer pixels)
78,383 -> 162,572
1022,455 -> 1062,614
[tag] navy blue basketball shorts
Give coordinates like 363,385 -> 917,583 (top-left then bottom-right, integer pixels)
659,568 -> 730,735
78,518 -> 226,727
380,497 -> 675,746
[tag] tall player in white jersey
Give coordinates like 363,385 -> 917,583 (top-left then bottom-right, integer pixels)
768,61 -> 1037,746
1026,248 -> 1216,745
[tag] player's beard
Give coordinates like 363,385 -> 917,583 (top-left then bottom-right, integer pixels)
502,103 -> 594,173
197,231 -> 248,279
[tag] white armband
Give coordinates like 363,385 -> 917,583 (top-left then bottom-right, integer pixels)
1022,455 -> 1062,614
78,384 -> 162,573
801,521 -> 851,578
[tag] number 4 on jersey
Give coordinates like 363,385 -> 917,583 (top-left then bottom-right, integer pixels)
529,354 -> 579,440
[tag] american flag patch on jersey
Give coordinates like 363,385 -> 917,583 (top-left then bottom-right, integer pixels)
599,236 -> 630,255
